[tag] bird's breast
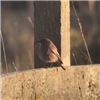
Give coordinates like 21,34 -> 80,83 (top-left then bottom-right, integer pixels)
38,45 -> 58,63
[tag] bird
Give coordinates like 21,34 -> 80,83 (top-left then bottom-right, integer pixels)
38,38 -> 66,70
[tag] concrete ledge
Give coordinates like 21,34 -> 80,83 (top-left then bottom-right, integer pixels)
1,64 -> 100,100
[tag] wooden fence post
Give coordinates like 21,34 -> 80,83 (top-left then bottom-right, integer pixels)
34,1 -> 70,68
61,1 -> 70,66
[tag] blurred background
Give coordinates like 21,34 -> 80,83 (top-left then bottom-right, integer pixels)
70,1 -> 100,65
1,1 -> 34,74
1,1 -> 100,74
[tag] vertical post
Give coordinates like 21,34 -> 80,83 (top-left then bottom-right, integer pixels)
34,1 -> 70,68
61,1 -> 70,66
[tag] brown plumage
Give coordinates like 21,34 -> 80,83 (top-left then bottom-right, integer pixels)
38,38 -> 66,70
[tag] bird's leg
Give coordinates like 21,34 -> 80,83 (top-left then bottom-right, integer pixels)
46,63 -> 50,67
49,63 -> 53,67
46,63 -> 53,68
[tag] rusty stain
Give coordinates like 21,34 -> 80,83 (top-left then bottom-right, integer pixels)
36,96 -> 39,100
23,89 -> 27,92
53,73 -> 58,76
39,91 -> 42,95
41,88 -> 46,92
19,77 -> 26,81
48,69 -> 53,73
16,74 -> 19,77
97,96 -> 100,99
88,79 -> 93,88
38,81 -> 45,86
88,79 -> 94,92
23,78 -> 26,80
38,83 -> 42,86
39,88 -> 46,95
40,76 -> 46,80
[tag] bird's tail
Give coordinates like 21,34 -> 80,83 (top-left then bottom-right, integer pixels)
56,61 -> 66,70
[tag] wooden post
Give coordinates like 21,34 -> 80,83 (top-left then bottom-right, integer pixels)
34,1 -> 70,68
61,1 -> 70,66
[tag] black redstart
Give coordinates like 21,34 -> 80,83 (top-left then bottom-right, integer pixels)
38,38 -> 66,70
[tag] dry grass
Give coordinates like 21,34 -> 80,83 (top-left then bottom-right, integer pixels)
1,31 -> 8,73
72,53 -> 78,65
1,17 -> 34,74
22,62 -> 29,70
28,17 -> 34,69
0,62 -> 3,74
75,44 -> 88,60
28,17 -> 34,29
71,1 -> 92,64
28,50 -> 34,69
12,62 -> 18,71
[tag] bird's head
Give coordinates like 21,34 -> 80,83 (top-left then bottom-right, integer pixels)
38,38 -> 52,46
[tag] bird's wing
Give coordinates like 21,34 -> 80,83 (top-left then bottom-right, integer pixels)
48,44 -> 63,64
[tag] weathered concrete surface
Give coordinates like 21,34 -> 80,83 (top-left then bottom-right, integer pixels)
1,64 -> 100,100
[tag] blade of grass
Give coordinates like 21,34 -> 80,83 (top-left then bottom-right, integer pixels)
71,1 -> 92,64
28,17 -> 34,28
1,31 -> 8,73
81,55 -> 88,61
0,62 -> 3,98
72,53 -> 78,65
28,50 -> 34,69
0,62 -> 3,74
28,17 -> 34,68
75,44 -> 88,60
22,62 -> 29,70
12,62 -> 18,71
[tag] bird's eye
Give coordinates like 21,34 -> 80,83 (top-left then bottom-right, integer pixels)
44,41 -> 46,43
45,40 -> 47,44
